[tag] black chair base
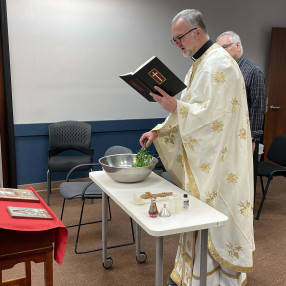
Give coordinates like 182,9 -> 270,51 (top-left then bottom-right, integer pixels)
255,176 -> 271,220
74,198 -> 135,254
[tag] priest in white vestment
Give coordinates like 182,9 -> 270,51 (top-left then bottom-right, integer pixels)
139,9 -> 255,286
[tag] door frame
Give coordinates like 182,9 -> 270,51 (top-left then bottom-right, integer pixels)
263,27 -> 286,158
0,0 -> 17,187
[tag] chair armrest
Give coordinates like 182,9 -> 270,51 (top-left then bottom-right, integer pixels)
65,163 -> 101,181
80,181 -> 95,200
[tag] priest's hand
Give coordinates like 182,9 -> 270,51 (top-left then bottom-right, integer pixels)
139,131 -> 158,147
150,86 -> 177,113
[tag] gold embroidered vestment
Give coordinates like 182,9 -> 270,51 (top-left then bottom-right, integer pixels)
153,44 -> 255,285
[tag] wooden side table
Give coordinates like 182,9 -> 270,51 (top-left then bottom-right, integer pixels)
0,228 -> 54,286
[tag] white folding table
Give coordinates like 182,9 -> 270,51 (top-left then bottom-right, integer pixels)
89,171 -> 228,286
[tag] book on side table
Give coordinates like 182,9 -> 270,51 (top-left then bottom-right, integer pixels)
119,56 -> 186,102
0,188 -> 40,202
7,206 -> 53,220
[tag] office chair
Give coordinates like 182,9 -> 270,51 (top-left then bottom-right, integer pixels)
47,121 -> 93,206
59,145 -> 135,254
255,135 -> 286,220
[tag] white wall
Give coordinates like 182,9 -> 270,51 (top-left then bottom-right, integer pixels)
6,0 -> 286,124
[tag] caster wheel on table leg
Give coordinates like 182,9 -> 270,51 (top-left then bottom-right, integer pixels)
136,251 -> 147,263
103,256 -> 113,269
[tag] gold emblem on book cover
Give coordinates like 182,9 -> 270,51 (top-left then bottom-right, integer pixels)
148,68 -> 166,84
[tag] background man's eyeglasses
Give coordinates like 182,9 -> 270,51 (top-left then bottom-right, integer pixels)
222,43 -> 234,49
170,27 -> 197,45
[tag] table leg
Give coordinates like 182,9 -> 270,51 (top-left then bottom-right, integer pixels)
200,229 -> 208,286
156,236 -> 163,286
136,223 -> 141,258
44,250 -> 53,286
135,223 -> 147,263
102,192 -> 113,269
25,261 -> 32,286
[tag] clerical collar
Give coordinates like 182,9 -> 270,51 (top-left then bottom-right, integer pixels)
191,39 -> 214,61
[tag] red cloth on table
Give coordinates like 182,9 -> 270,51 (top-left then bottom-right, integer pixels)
0,187 -> 68,264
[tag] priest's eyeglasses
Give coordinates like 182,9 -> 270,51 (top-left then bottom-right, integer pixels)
171,27 -> 198,45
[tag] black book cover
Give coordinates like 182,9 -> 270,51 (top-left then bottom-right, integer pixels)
120,56 -> 186,102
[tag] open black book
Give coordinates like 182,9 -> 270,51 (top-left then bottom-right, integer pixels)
120,56 -> 186,102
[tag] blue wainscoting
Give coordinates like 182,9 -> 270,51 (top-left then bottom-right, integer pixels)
14,118 -> 164,185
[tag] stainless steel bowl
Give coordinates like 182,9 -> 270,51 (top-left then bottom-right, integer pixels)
99,154 -> 158,183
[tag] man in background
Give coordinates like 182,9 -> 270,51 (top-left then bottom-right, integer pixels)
217,31 -> 266,192
139,9 -> 254,286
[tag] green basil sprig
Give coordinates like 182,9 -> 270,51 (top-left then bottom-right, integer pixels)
132,140 -> 152,167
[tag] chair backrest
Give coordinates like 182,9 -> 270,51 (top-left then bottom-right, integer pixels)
104,145 -> 132,156
49,121 -> 92,156
267,134 -> 286,167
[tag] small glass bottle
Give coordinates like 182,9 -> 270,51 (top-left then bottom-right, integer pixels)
182,194 -> 189,210
148,198 -> 158,217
